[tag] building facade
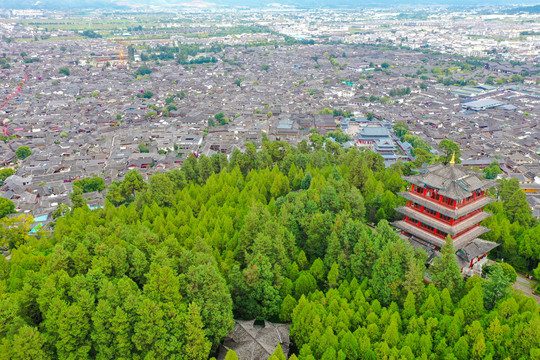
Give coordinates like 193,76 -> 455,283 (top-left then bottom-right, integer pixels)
392,162 -> 498,276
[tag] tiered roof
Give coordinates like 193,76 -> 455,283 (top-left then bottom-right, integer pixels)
403,163 -> 497,201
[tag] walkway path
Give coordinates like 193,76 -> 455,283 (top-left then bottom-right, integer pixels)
513,274 -> 540,306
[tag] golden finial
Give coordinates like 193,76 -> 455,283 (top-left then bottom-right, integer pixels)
449,152 -> 455,165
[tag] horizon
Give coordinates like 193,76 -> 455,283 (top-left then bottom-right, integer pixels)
2,0 -> 540,10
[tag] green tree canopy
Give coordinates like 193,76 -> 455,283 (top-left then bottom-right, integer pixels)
73,175 -> 106,193
58,66 -> 70,76
438,139 -> 461,165
430,236 -> 463,297
15,146 -> 32,160
135,64 -> 152,75
0,197 -> 15,218
0,168 -> 15,185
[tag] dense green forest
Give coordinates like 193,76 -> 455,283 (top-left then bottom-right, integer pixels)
0,137 -> 538,359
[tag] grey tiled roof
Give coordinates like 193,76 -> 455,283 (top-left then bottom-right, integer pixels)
405,163 -> 497,200
457,239 -> 499,262
218,320 -> 289,360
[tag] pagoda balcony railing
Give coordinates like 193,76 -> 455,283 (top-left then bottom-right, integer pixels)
404,217 -> 482,241
408,189 -> 487,211
393,219 -> 491,251
454,208 -> 484,223
399,191 -> 496,220
403,218 -> 447,239
409,203 -> 452,225
409,189 -> 456,210
397,206 -> 492,237
458,192 -> 485,208
406,205 -> 483,226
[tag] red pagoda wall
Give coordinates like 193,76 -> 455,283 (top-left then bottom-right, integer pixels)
404,185 -> 488,241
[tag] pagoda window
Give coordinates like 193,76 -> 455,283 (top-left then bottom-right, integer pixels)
440,214 -> 452,222
425,208 -> 437,217
426,190 -> 438,200
415,186 -> 424,194
458,192 -> 484,207
445,197 -> 455,206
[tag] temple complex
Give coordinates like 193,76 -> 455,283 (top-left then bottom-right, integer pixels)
393,160 -> 499,276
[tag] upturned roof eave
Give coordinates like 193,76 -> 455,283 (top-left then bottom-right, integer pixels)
396,206 -> 493,236
398,191 -> 496,218
392,220 -> 491,251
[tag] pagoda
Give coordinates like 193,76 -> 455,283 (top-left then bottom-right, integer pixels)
392,157 -> 499,275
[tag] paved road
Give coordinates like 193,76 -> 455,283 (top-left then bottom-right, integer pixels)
104,134 -> 118,169
513,275 -> 540,306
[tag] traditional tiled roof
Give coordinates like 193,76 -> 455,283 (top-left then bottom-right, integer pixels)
218,320 -> 290,360
403,163 -> 496,201
457,239 -> 499,262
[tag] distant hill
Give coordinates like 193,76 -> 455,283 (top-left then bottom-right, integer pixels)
2,0 -> 540,10
504,4 -> 540,14
2,0 -> 128,10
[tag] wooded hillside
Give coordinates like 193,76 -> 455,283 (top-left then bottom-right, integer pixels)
1,138 -> 538,359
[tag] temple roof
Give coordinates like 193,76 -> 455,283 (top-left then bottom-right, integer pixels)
401,234 -> 498,267
457,239 -> 499,262
403,163 -> 497,201
218,320 -> 290,360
